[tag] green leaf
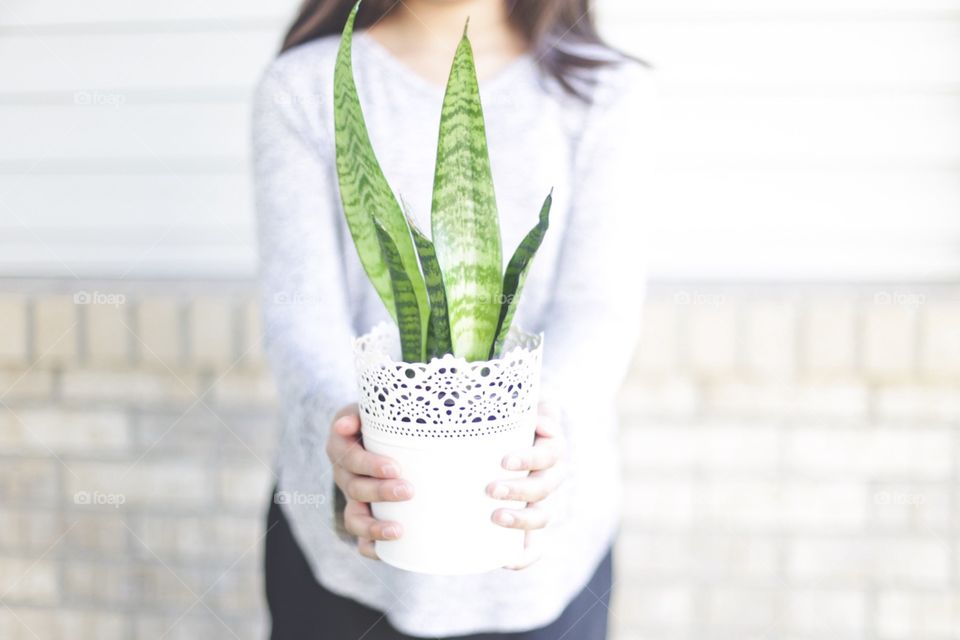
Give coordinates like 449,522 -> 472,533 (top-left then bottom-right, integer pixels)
373,219 -> 423,362
430,23 -> 502,362
490,191 -> 552,358
404,209 -> 452,359
334,3 -> 429,349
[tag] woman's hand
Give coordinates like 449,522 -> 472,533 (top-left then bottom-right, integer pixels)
325,404 -> 413,560
487,401 -> 566,569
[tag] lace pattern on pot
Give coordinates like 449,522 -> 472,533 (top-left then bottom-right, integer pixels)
354,322 -> 543,438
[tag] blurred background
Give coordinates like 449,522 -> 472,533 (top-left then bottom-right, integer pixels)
1,0 -> 958,638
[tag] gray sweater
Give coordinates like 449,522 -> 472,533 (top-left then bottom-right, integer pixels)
253,31 -> 654,637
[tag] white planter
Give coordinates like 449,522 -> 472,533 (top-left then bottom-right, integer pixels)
353,322 -> 543,575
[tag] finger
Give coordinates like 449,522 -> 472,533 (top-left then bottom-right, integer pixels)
504,530 -> 543,570
538,431 -> 566,459
487,469 -> 560,503
340,444 -> 402,479
327,430 -> 402,479
343,500 -> 403,541
535,414 -> 560,438
491,505 -> 550,531
357,537 -> 379,561
502,440 -> 561,471
325,424 -> 361,462
339,471 -> 414,503
335,466 -> 412,502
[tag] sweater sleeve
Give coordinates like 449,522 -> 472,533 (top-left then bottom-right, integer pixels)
536,64 -> 658,428
252,65 -> 358,532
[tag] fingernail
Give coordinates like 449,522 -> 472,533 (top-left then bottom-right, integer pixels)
381,464 -> 399,478
495,512 -> 515,526
382,525 -> 400,539
393,484 -> 411,499
503,456 -> 524,470
490,484 -> 510,499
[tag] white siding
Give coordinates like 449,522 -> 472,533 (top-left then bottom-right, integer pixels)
1,0 -> 958,279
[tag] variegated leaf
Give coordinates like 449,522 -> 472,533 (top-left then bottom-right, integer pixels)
405,211 -> 452,359
373,219 -> 423,361
334,3 -> 429,349
430,23 -> 502,362
490,191 -> 552,357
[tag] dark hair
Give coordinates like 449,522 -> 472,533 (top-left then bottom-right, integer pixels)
281,0 -> 635,100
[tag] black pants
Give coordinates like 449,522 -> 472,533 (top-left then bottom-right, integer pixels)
265,497 -> 613,639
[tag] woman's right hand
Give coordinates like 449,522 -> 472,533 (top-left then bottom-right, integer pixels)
325,404 -> 413,560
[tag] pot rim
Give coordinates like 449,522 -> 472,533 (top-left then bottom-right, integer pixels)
354,321 -> 543,369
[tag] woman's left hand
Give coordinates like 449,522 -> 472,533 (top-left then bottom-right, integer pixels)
487,401 -> 565,569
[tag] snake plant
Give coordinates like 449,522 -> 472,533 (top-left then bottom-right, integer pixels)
334,2 -> 551,362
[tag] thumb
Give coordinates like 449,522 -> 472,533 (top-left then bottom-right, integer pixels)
333,408 -> 361,436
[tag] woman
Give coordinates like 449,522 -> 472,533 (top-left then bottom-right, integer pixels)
253,0 -> 654,638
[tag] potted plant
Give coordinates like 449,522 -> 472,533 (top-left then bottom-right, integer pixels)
334,3 -> 551,574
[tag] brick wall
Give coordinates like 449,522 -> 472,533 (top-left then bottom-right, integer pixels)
0,281 -> 956,639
